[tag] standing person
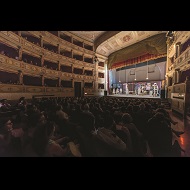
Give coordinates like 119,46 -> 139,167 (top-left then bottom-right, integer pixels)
135,84 -> 138,95
111,84 -> 113,95
118,85 -> 120,94
138,84 -> 141,95
126,83 -> 129,95
115,86 -> 117,94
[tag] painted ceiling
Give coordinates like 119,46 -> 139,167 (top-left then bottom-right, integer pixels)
69,31 -> 167,57
69,31 -> 106,42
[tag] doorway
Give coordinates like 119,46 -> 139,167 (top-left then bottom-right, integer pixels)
74,82 -> 81,97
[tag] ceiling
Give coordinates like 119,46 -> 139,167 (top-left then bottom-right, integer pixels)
69,31 -> 105,42
69,31 -> 167,57
21,31 -> 167,69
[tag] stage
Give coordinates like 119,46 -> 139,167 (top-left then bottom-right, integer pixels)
107,93 -> 160,99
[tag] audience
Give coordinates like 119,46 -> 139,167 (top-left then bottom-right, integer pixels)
0,96 -> 184,157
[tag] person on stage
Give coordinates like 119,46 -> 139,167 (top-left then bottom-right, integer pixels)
126,83 -> 129,95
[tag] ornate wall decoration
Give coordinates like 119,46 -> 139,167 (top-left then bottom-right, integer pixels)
111,40 -> 120,48
122,35 -> 132,43
104,43 -> 112,50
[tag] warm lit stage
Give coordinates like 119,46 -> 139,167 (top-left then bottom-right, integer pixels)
107,93 -> 160,99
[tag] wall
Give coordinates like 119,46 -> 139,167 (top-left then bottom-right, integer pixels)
0,84 -> 74,100
109,61 -> 166,84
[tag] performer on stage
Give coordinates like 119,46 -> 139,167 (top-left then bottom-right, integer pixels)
153,83 -> 159,97
138,84 -> 141,95
135,83 -> 138,95
115,87 -> 117,94
126,83 -> 129,95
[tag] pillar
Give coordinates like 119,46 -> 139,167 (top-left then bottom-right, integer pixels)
18,47 -> 22,61
18,70 -> 23,85
41,55 -> 44,67
175,69 -> 180,83
40,36 -> 43,48
71,64 -> 74,73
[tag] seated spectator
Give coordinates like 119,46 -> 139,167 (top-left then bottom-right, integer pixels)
145,112 -> 182,157
77,112 -> 127,157
155,108 -> 184,137
32,121 -> 81,157
0,117 -> 24,156
0,99 -> 11,112
121,113 -> 147,157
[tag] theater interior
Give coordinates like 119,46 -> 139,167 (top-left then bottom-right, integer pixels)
0,31 -> 189,157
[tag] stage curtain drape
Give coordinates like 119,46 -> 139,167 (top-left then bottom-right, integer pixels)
108,33 -> 167,69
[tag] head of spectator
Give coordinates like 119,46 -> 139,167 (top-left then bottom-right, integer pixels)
121,113 -> 133,124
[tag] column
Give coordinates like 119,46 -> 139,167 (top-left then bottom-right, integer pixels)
95,62 -> 98,91
41,55 -> 44,67
104,61 -> 108,91
71,64 -> 74,73
166,39 -> 171,78
18,47 -> 22,61
40,36 -> 43,48
175,69 -> 180,83
18,70 -> 23,85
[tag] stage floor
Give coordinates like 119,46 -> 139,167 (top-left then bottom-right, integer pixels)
107,93 -> 160,99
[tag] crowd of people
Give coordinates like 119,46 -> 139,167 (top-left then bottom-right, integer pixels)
0,96 -> 184,157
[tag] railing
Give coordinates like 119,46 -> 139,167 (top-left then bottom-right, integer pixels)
168,31 -> 183,55
0,54 -> 95,81
0,83 -> 75,100
174,46 -> 190,69
0,31 -> 96,69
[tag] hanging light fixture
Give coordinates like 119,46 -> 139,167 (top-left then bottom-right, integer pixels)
134,64 -> 137,80
118,69 -> 121,82
146,60 -> 149,80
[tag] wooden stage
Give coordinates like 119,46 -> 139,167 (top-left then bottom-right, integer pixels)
106,93 -> 160,99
